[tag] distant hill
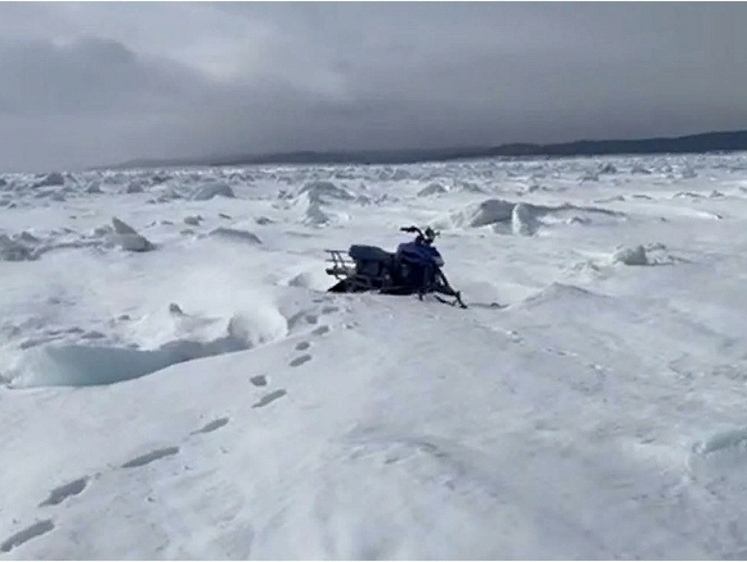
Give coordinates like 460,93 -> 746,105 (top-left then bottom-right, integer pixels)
105,129 -> 747,170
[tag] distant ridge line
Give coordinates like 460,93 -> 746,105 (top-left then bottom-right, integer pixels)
105,129 -> 747,170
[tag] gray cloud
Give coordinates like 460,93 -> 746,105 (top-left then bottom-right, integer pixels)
1,2 -> 746,172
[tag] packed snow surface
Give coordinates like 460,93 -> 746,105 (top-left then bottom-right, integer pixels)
3,154 -> 747,558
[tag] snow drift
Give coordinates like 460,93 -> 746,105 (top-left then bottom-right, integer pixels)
445,198 -> 625,235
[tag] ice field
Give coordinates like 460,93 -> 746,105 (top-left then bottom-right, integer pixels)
2,153 -> 747,558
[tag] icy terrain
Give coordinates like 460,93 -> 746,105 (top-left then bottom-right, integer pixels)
2,154 -> 747,558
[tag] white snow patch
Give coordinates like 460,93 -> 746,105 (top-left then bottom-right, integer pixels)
207,227 -> 262,245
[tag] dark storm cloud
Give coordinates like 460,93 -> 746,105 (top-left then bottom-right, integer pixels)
0,2 -> 746,172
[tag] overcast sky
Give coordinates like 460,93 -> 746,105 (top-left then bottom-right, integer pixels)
1,2 -> 746,172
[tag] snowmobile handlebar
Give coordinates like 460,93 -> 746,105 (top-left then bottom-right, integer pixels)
399,226 -> 439,240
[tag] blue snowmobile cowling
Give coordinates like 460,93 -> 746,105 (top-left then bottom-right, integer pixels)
396,240 -> 445,268
324,226 -> 467,308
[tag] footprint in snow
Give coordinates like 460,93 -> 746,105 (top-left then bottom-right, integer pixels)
1,520 -> 55,553
295,341 -> 311,351
305,314 -> 319,325
191,417 -> 229,435
250,375 -> 267,387
311,325 -> 330,337
289,354 -> 312,367
321,306 -> 339,315
252,389 -> 287,408
121,446 -> 180,469
39,477 -> 89,507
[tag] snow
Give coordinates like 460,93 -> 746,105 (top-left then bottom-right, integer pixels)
3,153 -> 747,557
33,172 -> 65,189
206,227 -> 262,245
613,244 -> 649,266
111,217 -> 155,252
192,181 -> 236,201
417,182 -> 448,197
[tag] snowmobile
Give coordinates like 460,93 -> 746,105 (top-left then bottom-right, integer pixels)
325,226 -> 467,308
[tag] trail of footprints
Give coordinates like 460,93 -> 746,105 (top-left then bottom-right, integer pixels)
0,302 -> 339,555
285,303 -> 337,369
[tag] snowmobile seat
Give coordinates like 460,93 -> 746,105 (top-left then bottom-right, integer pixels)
348,245 -> 392,263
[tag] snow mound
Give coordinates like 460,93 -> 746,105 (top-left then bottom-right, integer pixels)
450,198 -> 624,235
454,180 -> 485,194
465,199 -> 516,228
525,282 -> 598,303
150,174 -> 171,186
147,187 -> 184,204
33,188 -> 66,202
631,164 -> 652,175
511,202 -> 540,236
33,172 -> 65,188
595,195 -> 626,203
613,245 -> 649,266
291,181 -> 355,226
298,181 -> 355,204
207,227 -> 262,245
674,191 -> 703,199
0,227 -> 121,261
192,182 -> 235,201
285,269 -> 335,291
417,182 -> 448,197
693,426 -> 747,456
9,333 -> 245,389
11,344 -> 198,387
520,283 -> 612,313
682,167 -> 697,179
0,234 -> 36,261
8,308 -> 287,388
224,309 -> 288,348
304,201 -> 332,226
611,243 -> 685,266
689,425 -> 747,487
111,218 -> 154,252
